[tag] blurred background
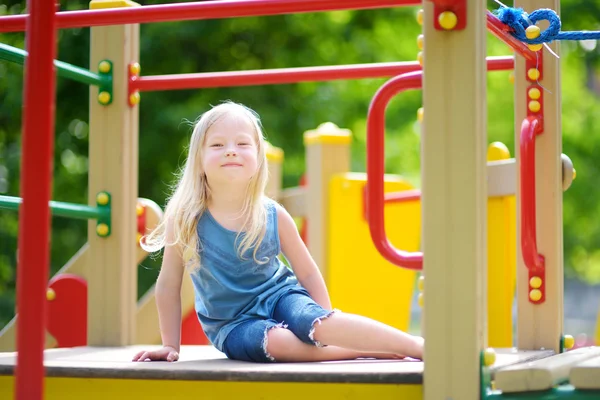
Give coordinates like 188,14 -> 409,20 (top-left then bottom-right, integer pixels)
1,0 -> 599,344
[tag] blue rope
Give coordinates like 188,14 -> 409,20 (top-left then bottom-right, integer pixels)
494,7 -> 600,45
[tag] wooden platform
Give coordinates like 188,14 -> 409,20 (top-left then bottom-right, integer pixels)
0,345 -> 553,384
0,346 -> 558,400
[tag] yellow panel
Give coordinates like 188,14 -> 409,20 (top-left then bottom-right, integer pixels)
0,376 -> 422,400
328,173 -> 419,332
487,196 -> 517,348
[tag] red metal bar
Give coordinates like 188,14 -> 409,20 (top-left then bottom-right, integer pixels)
0,0 -> 419,33
15,0 -> 57,398
486,10 -> 537,62
366,71 -> 423,271
131,56 -> 513,93
520,116 -> 545,304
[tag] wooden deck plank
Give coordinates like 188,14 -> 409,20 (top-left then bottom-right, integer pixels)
495,346 -> 600,393
570,352 -> 600,390
0,346 -> 552,384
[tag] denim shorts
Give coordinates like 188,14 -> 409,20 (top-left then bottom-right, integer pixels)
221,289 -> 334,363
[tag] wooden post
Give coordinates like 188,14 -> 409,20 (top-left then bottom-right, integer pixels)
514,0 -> 564,352
265,142 -> 284,200
87,0 -> 140,346
421,1 -> 488,399
303,123 -> 351,278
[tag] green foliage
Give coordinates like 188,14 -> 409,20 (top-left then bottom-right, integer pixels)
0,1 -> 599,329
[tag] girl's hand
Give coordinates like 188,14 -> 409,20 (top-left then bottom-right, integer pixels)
132,345 -> 179,362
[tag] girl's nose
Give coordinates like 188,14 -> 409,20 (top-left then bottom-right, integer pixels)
225,148 -> 237,156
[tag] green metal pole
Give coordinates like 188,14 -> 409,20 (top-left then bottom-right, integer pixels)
0,195 -> 107,221
0,42 -> 105,87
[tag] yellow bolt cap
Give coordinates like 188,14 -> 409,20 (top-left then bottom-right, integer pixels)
529,289 -> 542,302
438,11 -> 458,30
573,168 -> 577,180
528,87 -> 541,100
46,288 -> 56,301
528,43 -> 543,52
509,72 -> 515,84
130,62 -> 141,75
528,100 -> 541,113
96,192 -> 109,205
136,204 -> 144,216
418,292 -> 424,308
130,92 -> 141,106
483,348 -> 496,366
417,9 -> 424,26
526,25 -> 541,39
98,61 -> 111,73
417,34 -> 424,50
528,68 -> 540,81
137,233 -> 143,246
564,335 -> 575,349
417,107 -> 424,123
417,51 -> 423,66
529,276 -> 542,289
97,223 -> 109,236
98,91 -> 111,104
418,275 -> 425,291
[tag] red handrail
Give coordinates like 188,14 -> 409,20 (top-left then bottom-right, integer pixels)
0,0 -> 419,33
520,116 -> 545,273
366,71 -> 423,271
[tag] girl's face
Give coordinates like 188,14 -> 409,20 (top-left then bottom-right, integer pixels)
202,115 -> 259,186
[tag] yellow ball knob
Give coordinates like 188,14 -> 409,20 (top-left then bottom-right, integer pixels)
528,43 -> 543,52
98,91 -> 111,105
417,34 -> 424,50
528,68 -> 540,81
528,100 -> 541,113
528,87 -> 541,100
46,288 -> 56,301
438,11 -> 458,30
417,107 -> 424,123
416,9 -> 424,26
529,276 -> 542,289
130,91 -> 141,106
418,292 -> 424,308
526,25 -> 541,39
529,289 -> 542,302
564,335 -> 575,349
487,142 -> 511,161
417,51 -> 423,66
98,61 -> 111,73
129,62 -> 141,75
483,348 -> 496,366
97,223 -> 109,237
96,192 -> 109,206
509,72 -> 515,84
418,275 -> 425,291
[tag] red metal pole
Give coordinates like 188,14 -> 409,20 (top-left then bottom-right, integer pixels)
486,10 -> 537,62
131,57 -> 513,92
366,71 -> 423,271
15,0 -> 57,398
0,0 -> 419,32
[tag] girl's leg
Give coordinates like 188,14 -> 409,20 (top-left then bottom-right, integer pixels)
311,312 -> 424,359
265,327 -> 405,362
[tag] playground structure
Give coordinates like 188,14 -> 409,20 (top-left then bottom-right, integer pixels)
0,0 -> 598,399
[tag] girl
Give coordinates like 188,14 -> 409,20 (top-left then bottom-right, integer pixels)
132,101 -> 424,363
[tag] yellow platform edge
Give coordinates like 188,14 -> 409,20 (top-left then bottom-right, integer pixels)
0,376 -> 422,400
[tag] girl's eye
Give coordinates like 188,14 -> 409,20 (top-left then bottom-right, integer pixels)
238,142 -> 249,146
211,143 -> 223,147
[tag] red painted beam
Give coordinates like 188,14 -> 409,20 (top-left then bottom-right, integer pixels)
0,0 -> 419,32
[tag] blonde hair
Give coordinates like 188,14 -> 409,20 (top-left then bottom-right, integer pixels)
142,101 -> 270,270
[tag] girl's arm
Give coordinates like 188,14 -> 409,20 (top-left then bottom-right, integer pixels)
276,204 -> 332,310
155,219 -> 185,352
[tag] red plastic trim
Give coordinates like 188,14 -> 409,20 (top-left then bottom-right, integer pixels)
520,116 -> 545,304
366,71 -> 423,271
